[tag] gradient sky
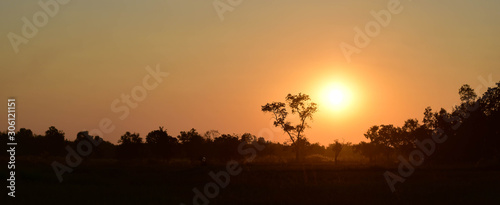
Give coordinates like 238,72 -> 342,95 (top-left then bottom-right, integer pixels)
1,0 -> 499,145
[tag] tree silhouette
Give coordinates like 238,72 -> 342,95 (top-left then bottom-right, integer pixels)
459,84 -> 477,103
44,126 -> 66,156
262,93 -> 318,162
203,130 -> 220,142
353,142 -> 384,162
359,82 -> 500,165
119,132 -> 142,144
177,128 -> 206,162
75,131 -> 115,158
145,127 -> 178,160
423,106 -> 438,130
480,82 -> 500,116
305,142 -> 326,156
329,140 -> 343,164
399,119 -> 422,154
17,128 -> 37,155
213,134 -> 241,161
117,132 -> 143,159
241,133 -> 256,144
364,125 -> 399,161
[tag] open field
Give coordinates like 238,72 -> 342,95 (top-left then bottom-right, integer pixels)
2,158 -> 500,204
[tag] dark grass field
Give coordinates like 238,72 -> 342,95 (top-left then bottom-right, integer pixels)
2,158 -> 500,204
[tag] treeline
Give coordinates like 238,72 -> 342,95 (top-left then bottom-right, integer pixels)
356,83 -> 500,165
2,82 -> 499,166
0,126 -> 348,163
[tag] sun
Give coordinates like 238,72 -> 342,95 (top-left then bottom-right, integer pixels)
321,83 -> 352,112
327,89 -> 345,106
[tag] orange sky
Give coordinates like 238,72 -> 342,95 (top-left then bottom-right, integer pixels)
1,0 -> 499,145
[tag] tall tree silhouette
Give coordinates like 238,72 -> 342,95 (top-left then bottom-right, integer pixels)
329,140 -> 343,164
262,93 -> 318,162
423,107 -> 438,130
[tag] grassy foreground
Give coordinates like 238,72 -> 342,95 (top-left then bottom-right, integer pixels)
2,158 -> 500,204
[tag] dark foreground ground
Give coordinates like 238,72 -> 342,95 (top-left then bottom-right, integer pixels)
2,158 -> 500,204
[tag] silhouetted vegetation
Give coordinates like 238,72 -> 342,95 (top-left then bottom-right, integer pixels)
1,83 -> 499,168
261,93 -> 318,162
1,84 -> 499,204
358,82 -> 500,165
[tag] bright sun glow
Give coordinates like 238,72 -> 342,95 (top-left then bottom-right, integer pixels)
328,89 -> 345,106
321,83 -> 352,112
